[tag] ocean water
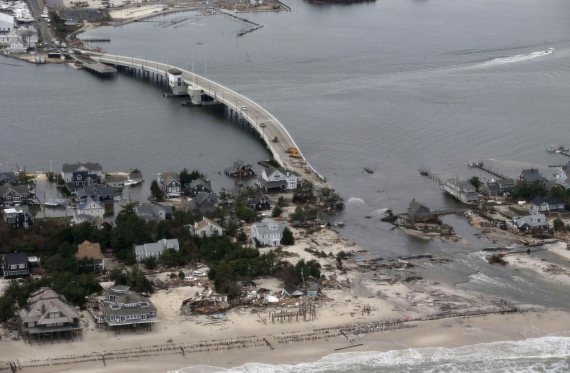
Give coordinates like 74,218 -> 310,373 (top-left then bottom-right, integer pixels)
169,336 -> 570,373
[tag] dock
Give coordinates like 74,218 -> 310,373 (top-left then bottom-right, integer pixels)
467,162 -> 509,180
71,55 -> 117,78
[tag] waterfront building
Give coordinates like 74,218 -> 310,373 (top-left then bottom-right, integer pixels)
61,162 -> 104,183
77,184 -> 114,204
224,159 -> 256,177
74,196 -> 105,221
98,286 -> 158,331
158,172 -> 181,198
250,218 -> 289,246
0,13 -> 14,32
257,167 -> 302,191
0,171 -> 18,186
518,168 -> 545,185
441,179 -> 479,204
18,287 -> 82,343
167,68 -> 187,96
406,199 -> 435,221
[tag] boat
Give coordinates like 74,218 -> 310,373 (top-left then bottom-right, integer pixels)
123,180 -> 141,186
545,48 -> 554,54
547,145 -> 568,153
364,167 -> 374,174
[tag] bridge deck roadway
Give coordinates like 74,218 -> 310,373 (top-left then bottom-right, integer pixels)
88,52 -> 326,186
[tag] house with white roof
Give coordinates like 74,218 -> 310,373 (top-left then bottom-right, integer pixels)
257,167 -> 302,191
72,197 -> 104,224
250,218 -> 289,246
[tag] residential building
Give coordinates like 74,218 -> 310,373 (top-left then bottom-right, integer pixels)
3,252 -> 29,277
3,206 -> 34,228
519,168 -> 545,185
281,284 -> 303,297
0,13 -> 14,32
190,192 -> 218,213
129,172 -> 143,183
0,184 -> 30,206
75,241 -> 105,271
134,238 -> 180,262
406,199 -> 434,221
510,214 -> 549,232
248,195 -> 272,211
135,204 -> 173,221
106,172 -> 143,187
18,287 -> 82,343
158,172 -> 181,198
553,167 -> 570,190
98,286 -> 158,330
257,167 -> 302,191
496,179 -> 516,194
529,197 -> 569,217
190,217 -> 223,237
61,162 -> 104,183
77,184 -> 115,204
250,218 -> 289,246
482,181 -> 501,197
0,171 -> 18,186
224,159 -> 256,177
441,179 -> 479,204
74,196 -> 105,221
187,178 -> 213,196
306,283 -> 323,299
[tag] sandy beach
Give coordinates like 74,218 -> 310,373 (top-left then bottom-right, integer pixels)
2,307 -> 569,373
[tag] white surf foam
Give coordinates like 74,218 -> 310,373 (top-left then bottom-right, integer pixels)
167,336 -> 570,373
473,50 -> 552,69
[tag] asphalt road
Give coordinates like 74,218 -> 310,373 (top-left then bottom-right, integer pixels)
26,0 -> 55,46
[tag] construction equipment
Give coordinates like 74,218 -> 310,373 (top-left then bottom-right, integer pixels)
289,150 -> 301,158
285,147 -> 296,153
272,136 -> 278,143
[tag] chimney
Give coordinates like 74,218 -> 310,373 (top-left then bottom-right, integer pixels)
41,304 -> 46,314
287,172 -> 290,177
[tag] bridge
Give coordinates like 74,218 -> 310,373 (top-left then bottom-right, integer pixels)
82,51 -> 326,186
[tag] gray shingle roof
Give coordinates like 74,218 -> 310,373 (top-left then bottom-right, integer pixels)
253,218 -> 288,236
0,172 -> 18,183
520,169 -> 542,183
0,184 -> 29,197
3,252 -> 28,267
188,178 -> 211,190
161,172 -> 180,185
135,239 -> 180,261
531,197 -> 564,206
77,185 -> 115,199
195,192 -> 218,205
258,178 -> 287,189
62,162 -> 102,173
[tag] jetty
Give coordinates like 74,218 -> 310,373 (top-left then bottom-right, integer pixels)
79,51 -> 326,184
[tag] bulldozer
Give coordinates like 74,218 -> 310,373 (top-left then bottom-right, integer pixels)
289,151 -> 301,158
285,147 -> 297,154
272,136 -> 278,143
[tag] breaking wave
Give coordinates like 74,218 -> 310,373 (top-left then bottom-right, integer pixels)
168,336 -> 570,373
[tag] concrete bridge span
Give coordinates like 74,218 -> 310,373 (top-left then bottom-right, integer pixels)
83,52 -> 326,185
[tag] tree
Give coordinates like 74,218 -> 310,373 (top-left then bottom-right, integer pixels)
140,256 -> 158,270
290,206 -> 305,222
131,168 -> 141,174
236,231 -> 248,243
150,180 -> 166,202
319,187 -> 345,210
468,176 -> 482,190
272,206 -> 283,218
281,227 -> 294,245
159,248 -> 185,267
553,218 -> 565,231
218,188 -> 231,205
277,196 -> 288,207
180,168 -> 204,187
178,270 -> 185,279
293,182 -> 316,203
0,296 -> 15,322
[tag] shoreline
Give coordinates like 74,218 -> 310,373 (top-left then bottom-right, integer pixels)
3,309 -> 569,373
